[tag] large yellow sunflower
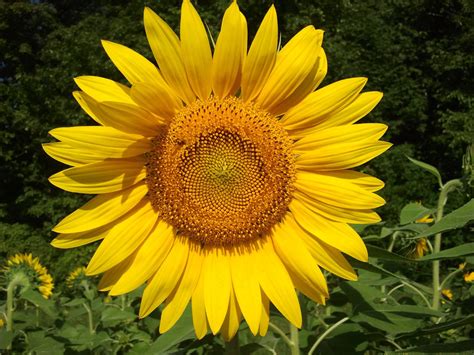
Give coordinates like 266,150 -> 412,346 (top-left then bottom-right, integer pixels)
44,0 -> 390,340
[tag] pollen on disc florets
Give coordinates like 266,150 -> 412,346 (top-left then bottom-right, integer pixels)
146,96 -> 295,246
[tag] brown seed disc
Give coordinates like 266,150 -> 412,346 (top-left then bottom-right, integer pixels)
146,96 -> 295,246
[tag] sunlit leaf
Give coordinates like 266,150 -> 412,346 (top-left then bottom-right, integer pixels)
147,306 -> 195,353
416,199 -> 474,238
399,202 -> 432,225
20,289 -> 55,318
419,242 -> 474,261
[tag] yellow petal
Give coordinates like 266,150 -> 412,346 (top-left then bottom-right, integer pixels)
256,27 -> 323,115
49,158 -> 146,194
317,170 -> 385,192
212,1 -> 246,98
143,7 -> 195,103
42,142 -> 105,167
230,247 -> 261,336
281,77 -> 368,131
285,215 -> 357,280
268,54 -> 321,116
256,238 -> 302,327
293,123 -> 388,151
180,0 -> 212,100
139,237 -> 189,318
130,82 -> 182,120
301,91 -> 384,134
295,192 -> 381,224
273,220 -> 329,299
49,126 -> 151,159
241,5 -> 278,102
160,244 -> 203,333
73,91 -> 103,124
86,200 -> 157,275
51,226 -> 109,249
295,171 -> 385,209
313,48 -> 328,89
53,182 -> 148,234
98,254 -> 136,291
192,267 -> 208,339
221,286 -> 242,342
204,247 -> 232,334
99,101 -> 163,136
290,199 -> 368,262
101,40 -> 165,85
259,291 -> 270,336
110,221 -> 174,295
296,141 -> 392,171
74,76 -> 134,104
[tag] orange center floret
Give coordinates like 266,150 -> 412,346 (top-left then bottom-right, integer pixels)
146,97 -> 295,246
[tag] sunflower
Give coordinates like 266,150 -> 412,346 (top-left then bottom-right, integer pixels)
408,238 -> 429,259
3,253 -> 54,299
44,0 -> 390,339
441,288 -> 453,301
464,271 -> 474,283
66,266 -> 88,288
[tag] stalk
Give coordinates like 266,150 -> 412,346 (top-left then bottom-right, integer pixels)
6,273 -> 28,350
289,323 -> 300,355
432,179 -> 461,310
82,302 -> 95,334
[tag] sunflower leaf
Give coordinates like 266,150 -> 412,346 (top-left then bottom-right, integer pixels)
415,199 -> 474,238
419,242 -> 474,261
399,202 -> 432,225
406,156 -> 443,187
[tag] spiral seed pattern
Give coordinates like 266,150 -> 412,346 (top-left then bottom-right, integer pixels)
146,97 -> 295,246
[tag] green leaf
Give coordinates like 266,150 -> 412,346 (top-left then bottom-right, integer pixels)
399,202 -> 432,225
0,329 -> 14,349
340,281 -> 436,335
25,331 -> 65,354
64,298 -> 86,307
394,339 -> 474,353
419,242 -> 474,261
352,312 -> 423,334
406,156 -> 443,187
19,289 -> 55,318
147,306 -> 195,353
367,245 -> 415,263
416,199 -> 474,238
100,306 -> 136,326
396,315 -> 474,340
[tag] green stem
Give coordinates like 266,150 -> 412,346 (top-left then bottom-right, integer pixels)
268,322 -> 294,350
82,302 -> 95,334
382,231 -> 401,294
224,333 -> 240,355
432,179 -> 462,310
439,269 -> 463,292
289,323 -> 300,355
6,273 -> 28,350
308,317 -> 350,355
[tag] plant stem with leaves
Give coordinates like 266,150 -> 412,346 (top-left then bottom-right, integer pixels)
432,179 -> 462,310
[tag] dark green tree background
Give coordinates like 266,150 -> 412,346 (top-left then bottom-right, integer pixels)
1,0 -> 472,278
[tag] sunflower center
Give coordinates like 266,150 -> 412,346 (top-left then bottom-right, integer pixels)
146,97 -> 295,246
